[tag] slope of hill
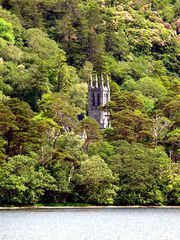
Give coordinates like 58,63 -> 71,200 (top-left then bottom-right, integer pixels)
0,0 -> 179,206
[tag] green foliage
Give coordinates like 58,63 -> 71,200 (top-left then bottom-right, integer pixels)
0,134 -> 6,160
2,0 -> 45,29
110,141 -> 172,205
69,82 -> 88,111
0,6 -> 23,45
166,128 -> 180,163
135,77 -> 167,100
74,155 -> 118,204
57,132 -> 86,160
0,154 -> 56,205
0,0 -> 179,206
0,17 -> 14,42
167,163 -> 180,205
88,141 -> 116,163
79,117 -> 102,151
107,105 -> 152,143
24,28 -> 62,60
39,92 -> 80,132
43,150 -> 80,203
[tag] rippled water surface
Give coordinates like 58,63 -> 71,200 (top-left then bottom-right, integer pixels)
0,208 -> 180,240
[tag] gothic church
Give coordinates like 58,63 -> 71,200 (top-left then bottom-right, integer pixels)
88,73 -> 110,128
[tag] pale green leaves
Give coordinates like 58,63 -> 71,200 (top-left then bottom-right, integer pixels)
0,18 -> 14,43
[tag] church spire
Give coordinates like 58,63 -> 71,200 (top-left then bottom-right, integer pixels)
89,73 -> 93,88
95,74 -> 98,88
100,73 -> 104,88
105,74 -> 109,88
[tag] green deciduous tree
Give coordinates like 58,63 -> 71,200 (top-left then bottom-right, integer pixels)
0,154 -> 56,205
0,17 -> 14,43
74,155 -> 118,204
135,77 -> 167,100
69,82 -> 88,112
110,109 -> 152,143
167,163 -> 180,205
109,141 -> 172,205
79,117 -> 102,151
2,98 -> 39,156
39,93 -> 80,133
166,128 -> 180,163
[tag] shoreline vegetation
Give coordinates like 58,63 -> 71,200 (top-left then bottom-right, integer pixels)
0,205 -> 180,210
0,202 -> 180,209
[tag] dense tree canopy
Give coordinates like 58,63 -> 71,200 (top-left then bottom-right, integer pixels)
0,0 -> 179,206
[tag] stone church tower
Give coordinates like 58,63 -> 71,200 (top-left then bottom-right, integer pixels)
88,73 -> 110,128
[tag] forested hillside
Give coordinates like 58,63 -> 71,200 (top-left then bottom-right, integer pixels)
0,0 -> 179,206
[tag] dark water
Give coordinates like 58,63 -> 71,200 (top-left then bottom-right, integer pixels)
0,208 -> 180,240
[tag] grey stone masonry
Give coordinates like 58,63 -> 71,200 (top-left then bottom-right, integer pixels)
88,73 -> 110,128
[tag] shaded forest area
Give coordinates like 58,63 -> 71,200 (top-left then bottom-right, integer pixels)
0,0 -> 179,206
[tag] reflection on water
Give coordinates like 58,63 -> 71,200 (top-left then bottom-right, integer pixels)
0,208 -> 180,240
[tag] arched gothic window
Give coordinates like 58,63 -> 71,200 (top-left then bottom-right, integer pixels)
97,93 -> 100,106
92,93 -> 95,106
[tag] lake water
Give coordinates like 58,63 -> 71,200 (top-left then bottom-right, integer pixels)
0,208 -> 180,240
